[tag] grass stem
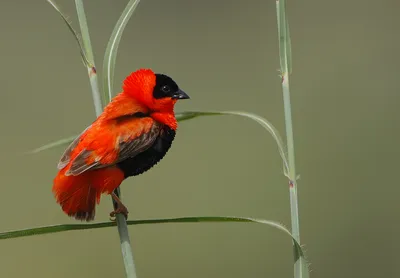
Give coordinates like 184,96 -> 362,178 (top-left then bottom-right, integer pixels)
74,1 -> 138,277
282,72 -> 300,242
275,1 -> 302,277
74,0 -> 102,116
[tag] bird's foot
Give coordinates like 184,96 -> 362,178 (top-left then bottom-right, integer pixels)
109,204 -> 129,221
109,192 -> 129,222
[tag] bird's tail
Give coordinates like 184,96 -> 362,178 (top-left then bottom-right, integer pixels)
52,167 -> 124,221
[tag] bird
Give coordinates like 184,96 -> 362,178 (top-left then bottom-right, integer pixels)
52,68 -> 190,221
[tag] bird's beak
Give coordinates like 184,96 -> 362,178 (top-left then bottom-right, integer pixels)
171,89 -> 190,100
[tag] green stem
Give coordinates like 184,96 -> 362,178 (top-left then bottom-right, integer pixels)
74,0 -> 102,116
282,75 -> 301,278
276,1 -> 302,277
74,1 -> 137,277
282,73 -> 300,242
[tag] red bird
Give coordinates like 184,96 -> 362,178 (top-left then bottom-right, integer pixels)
52,69 -> 190,221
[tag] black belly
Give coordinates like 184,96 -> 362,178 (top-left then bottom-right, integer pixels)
116,125 -> 176,178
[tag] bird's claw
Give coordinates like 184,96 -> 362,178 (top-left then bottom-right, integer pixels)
109,205 -> 129,222
109,215 -> 117,222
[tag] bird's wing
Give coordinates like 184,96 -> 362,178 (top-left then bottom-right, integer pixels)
58,116 -> 162,176
57,126 -> 90,170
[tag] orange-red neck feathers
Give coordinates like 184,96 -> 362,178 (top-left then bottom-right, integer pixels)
151,112 -> 177,130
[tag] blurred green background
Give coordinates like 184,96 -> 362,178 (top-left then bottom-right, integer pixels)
1,0 -> 399,277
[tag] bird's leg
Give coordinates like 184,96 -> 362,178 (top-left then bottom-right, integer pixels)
109,191 -> 129,221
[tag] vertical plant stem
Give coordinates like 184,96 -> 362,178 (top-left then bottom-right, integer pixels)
276,1 -> 302,277
74,0 -> 102,116
74,1 -> 138,277
283,73 -> 302,278
282,73 -> 300,242
113,187 -> 137,278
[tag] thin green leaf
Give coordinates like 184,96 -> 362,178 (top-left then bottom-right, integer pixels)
27,135 -> 77,154
46,0 -> 91,68
27,111 -> 288,174
175,111 -> 289,174
0,216 -> 309,277
103,0 -> 142,105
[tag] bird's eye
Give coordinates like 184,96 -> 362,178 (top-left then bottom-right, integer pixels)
161,85 -> 171,93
